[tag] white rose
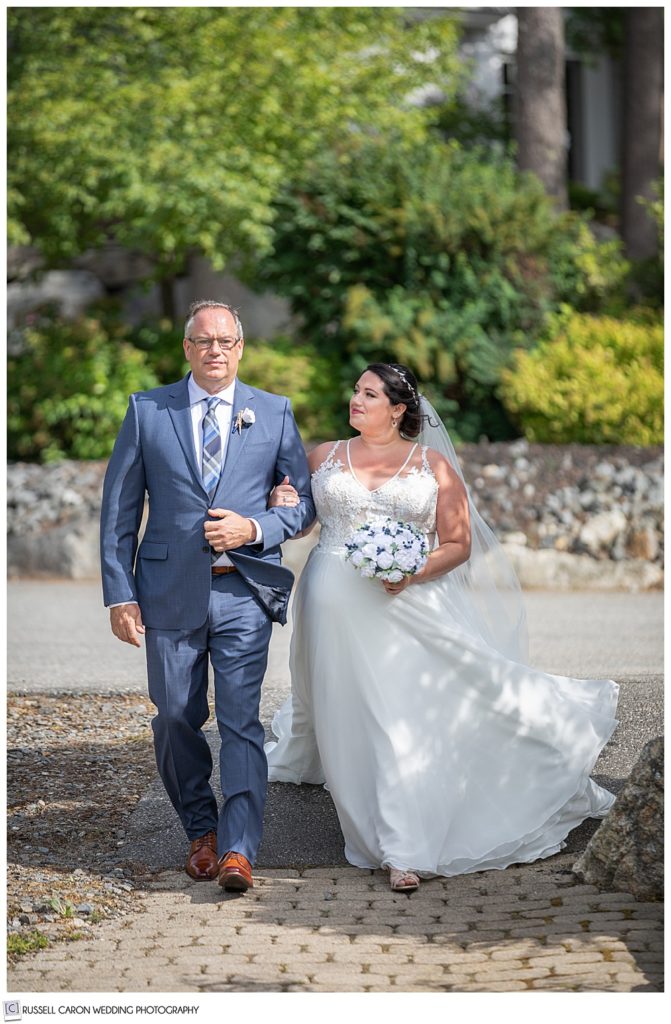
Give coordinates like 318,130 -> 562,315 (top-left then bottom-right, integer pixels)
241,408 -> 256,424
385,569 -> 404,583
350,550 -> 364,567
376,551 -> 394,570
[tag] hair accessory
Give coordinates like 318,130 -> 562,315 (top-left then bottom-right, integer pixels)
389,365 -> 418,402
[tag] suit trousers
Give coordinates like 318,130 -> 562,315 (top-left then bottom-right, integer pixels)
145,572 -> 273,863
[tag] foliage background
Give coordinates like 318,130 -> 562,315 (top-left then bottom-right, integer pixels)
7,7 -> 663,460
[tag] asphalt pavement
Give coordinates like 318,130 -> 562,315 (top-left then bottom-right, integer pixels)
7,580 -> 664,692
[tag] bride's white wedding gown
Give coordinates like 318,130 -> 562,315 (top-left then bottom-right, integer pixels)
265,441 -> 619,876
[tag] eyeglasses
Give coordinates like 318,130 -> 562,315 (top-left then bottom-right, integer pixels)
187,336 -> 241,352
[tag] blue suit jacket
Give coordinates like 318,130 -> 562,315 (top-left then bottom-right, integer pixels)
100,375 -> 315,628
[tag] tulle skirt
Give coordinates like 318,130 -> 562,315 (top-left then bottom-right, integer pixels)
265,545 -> 619,876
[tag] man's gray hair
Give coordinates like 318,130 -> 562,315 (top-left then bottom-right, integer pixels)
184,300 -> 244,341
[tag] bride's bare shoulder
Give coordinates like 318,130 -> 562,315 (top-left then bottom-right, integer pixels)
307,440 -> 342,473
424,446 -> 466,489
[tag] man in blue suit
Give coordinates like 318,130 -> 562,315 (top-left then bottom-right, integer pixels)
100,299 -> 315,892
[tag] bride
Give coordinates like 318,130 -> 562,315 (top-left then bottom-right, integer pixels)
265,362 -> 619,893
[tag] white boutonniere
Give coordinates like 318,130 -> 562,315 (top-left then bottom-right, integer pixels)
235,407 -> 256,434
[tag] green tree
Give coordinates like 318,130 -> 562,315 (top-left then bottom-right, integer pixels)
515,7 -> 568,210
8,6 -> 463,315
566,8 -> 663,270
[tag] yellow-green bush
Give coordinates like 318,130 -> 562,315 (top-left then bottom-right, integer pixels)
500,308 -> 663,445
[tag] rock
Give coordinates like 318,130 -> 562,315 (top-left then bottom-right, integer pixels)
610,535 -> 627,561
615,466 -> 638,489
573,737 -> 663,900
579,490 -> 598,511
7,270 -> 105,329
502,545 -> 663,592
645,482 -> 664,510
626,526 -> 659,561
578,510 -> 628,555
76,903 -> 94,915
7,244 -> 44,281
503,531 -> 527,547
594,461 -> 616,481
8,517 -> 104,580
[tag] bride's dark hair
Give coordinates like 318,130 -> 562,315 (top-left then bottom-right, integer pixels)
365,363 -> 422,438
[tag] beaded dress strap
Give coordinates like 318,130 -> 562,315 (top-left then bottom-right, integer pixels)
421,445 -> 431,472
320,440 -> 342,470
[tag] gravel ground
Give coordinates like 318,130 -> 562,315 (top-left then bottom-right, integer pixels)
6,691 -> 169,959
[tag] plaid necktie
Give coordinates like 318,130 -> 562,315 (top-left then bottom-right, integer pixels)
201,397 -> 222,497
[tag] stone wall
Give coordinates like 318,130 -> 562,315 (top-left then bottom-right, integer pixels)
7,441 -> 663,588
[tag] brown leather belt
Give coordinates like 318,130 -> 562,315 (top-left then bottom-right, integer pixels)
212,566 -> 237,576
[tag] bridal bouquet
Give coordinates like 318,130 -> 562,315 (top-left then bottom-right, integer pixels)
345,518 -> 429,583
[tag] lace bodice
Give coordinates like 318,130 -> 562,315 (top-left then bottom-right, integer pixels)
312,441 -> 438,550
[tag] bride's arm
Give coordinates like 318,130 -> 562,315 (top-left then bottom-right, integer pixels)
410,452 -> 471,585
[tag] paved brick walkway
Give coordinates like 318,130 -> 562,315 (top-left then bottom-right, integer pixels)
8,855 -> 663,993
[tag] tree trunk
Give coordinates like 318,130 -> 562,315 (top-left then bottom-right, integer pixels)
159,276 -> 176,324
515,7 -> 568,210
621,9 -> 663,262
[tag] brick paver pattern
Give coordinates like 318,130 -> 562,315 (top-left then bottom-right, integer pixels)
8,854 -> 663,993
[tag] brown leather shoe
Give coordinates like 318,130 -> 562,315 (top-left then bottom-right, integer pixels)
218,850 -> 253,892
185,832 -> 218,880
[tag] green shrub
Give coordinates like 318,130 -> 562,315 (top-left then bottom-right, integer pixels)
341,285 -> 512,442
241,336 -> 342,442
127,319 -> 188,384
8,307 -> 160,462
499,308 -> 663,445
258,137 -> 631,440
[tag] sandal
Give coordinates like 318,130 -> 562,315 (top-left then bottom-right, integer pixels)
389,867 -> 420,893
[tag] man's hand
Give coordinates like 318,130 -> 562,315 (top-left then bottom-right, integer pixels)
110,603 -> 145,648
205,509 -> 256,552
